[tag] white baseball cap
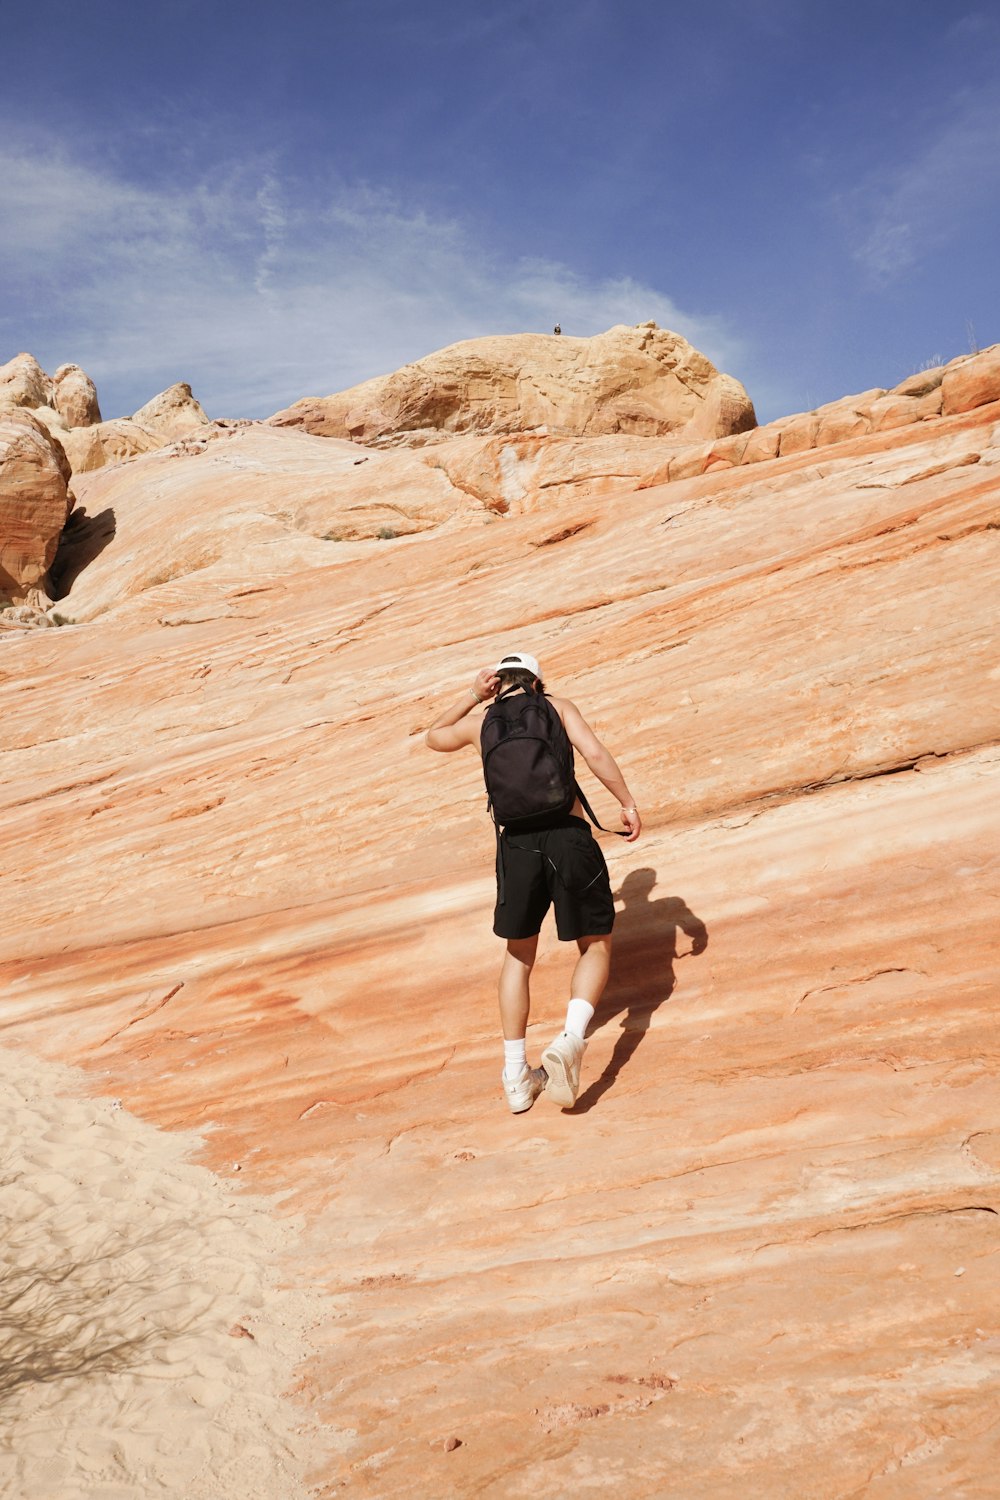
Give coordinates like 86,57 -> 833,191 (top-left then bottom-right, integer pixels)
494,651 -> 541,677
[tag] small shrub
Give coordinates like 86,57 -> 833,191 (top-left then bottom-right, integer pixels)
376,526 -> 398,540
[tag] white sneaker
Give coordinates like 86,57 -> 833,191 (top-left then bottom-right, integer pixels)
502,1065 -> 547,1115
541,1032 -> 587,1107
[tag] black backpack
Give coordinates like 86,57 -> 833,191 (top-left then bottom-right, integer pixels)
481,688 -> 619,833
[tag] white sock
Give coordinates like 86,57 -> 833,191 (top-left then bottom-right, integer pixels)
503,1038 -> 527,1079
564,998 -> 594,1040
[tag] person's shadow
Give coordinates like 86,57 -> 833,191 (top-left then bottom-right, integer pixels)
572,868 -> 707,1113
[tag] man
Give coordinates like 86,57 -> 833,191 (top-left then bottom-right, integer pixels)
425,651 -> 641,1113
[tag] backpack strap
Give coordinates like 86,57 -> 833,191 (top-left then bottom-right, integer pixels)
573,779 -> 629,837
493,811 -> 506,904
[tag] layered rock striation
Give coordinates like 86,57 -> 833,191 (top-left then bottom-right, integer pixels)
2,331 -> 1000,1496
54,423 -> 492,620
1,354 -> 213,610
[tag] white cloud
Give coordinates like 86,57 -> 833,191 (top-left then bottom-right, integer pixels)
840,85 -> 1000,281
253,174 -> 288,298
0,141 -> 748,419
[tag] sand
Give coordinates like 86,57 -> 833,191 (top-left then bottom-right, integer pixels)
0,1045 -> 322,1500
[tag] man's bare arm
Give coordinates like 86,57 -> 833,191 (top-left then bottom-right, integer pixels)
425,667 -> 500,752
556,697 -> 642,842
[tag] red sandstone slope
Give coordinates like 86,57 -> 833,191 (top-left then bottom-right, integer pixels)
1,356 -> 999,1495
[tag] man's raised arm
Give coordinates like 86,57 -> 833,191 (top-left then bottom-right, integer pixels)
425,667 -> 500,752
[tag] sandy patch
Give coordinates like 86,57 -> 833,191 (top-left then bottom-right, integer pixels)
0,1045 -> 322,1500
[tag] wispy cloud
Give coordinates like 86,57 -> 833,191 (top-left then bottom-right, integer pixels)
839,84 -> 1000,281
253,173 -> 288,298
0,139 -> 747,419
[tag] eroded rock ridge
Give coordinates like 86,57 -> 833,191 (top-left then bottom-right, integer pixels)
269,322 -> 757,445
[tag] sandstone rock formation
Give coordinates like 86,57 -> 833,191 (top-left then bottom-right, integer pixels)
0,410 -> 71,604
51,415 -> 171,475
49,343 -> 1000,626
45,382 -> 209,475
420,430 -> 691,514
41,381 -> 210,476
2,350 -> 999,1497
634,341 -> 1000,485
0,354 -> 210,479
0,351 -> 53,412
131,381 -> 210,440
52,362 -> 102,427
270,322 -> 757,446
941,342 -> 1000,415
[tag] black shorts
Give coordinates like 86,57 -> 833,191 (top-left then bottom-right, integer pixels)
493,816 -> 616,942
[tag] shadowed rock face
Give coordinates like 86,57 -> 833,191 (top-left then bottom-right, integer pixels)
0,411 -> 71,603
270,322 -> 758,445
1,357 -> 999,1495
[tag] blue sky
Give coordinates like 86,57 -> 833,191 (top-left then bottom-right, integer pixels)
2,0 -> 998,423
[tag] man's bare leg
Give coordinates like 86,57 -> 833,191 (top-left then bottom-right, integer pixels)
542,933 -> 612,1108
569,934 -> 612,1008
498,934 -> 546,1113
498,934 -> 538,1039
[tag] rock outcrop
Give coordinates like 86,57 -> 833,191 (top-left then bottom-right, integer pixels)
0,410 -> 71,604
0,351 -> 53,412
634,342 -> 1000,485
51,416 -> 171,475
52,362 -> 102,427
49,383 -> 209,474
270,322 -> 757,446
0,354 -> 210,479
131,382 -> 210,440
941,342 -> 1000,415
42,382 -> 210,475
2,354 -> 102,428
2,345 -> 999,1498
54,425 -> 721,619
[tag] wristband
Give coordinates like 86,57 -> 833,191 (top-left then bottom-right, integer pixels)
469,687 -> 483,704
